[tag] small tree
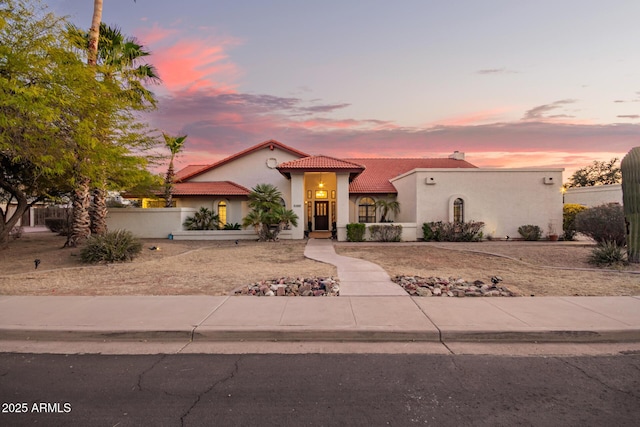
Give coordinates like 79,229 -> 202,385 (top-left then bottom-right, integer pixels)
566,158 -> 621,188
575,204 -> 626,246
375,199 -> 400,222
242,184 -> 298,241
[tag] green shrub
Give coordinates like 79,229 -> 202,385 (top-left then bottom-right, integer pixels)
563,204 -> 588,240
422,221 -> 484,242
369,224 -> 402,242
183,207 -> 219,230
575,203 -> 626,245
80,229 -> 143,263
346,223 -> 366,242
518,225 -> 542,241
589,241 -> 628,266
422,222 -> 435,241
44,217 -> 70,235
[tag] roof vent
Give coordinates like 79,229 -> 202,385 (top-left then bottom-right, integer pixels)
449,151 -> 465,160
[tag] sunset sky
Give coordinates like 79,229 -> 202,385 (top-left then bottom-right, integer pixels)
47,0 -> 639,179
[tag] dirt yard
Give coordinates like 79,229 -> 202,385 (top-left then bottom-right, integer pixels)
1,232 -> 639,296
336,241 -> 640,296
0,232 -> 335,296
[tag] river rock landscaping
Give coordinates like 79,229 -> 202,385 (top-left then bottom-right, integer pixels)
393,275 -> 516,297
234,277 -> 340,296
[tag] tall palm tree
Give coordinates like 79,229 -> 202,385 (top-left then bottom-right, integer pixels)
67,0 -> 103,247
162,133 -> 188,208
67,22 -> 160,234
87,0 -> 102,67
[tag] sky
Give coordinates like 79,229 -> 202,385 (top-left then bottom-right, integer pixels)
46,0 -> 640,180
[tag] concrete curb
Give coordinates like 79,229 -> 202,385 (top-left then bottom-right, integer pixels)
2,326 -> 639,344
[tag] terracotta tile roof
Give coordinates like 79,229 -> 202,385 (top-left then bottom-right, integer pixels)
177,139 -> 309,182
175,165 -> 209,181
278,155 -> 365,171
347,158 -> 477,194
172,181 -> 250,196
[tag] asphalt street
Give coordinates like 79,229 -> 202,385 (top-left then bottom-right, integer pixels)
1,352 -> 639,426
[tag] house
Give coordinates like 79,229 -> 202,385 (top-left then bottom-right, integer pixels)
110,139 -> 564,240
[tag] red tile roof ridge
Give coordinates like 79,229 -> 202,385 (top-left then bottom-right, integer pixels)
177,139 -> 309,182
278,154 -> 366,169
172,180 -> 251,196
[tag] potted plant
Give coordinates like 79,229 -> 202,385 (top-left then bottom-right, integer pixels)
548,222 -> 559,241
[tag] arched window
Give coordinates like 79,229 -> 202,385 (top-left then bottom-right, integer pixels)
453,198 -> 464,223
218,200 -> 227,228
358,197 -> 376,223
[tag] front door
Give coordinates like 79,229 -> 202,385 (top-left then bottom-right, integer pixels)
314,201 -> 329,231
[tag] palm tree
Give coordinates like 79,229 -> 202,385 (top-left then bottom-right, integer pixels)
87,0 -> 102,67
67,22 -> 161,235
242,184 -> 298,241
183,207 -> 219,230
375,199 -> 401,222
162,133 -> 188,207
66,0 -> 103,247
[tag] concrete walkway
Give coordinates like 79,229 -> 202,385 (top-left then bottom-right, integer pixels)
0,238 -> 639,347
304,239 -> 407,296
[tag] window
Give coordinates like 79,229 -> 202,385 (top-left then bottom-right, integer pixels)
358,197 -> 376,223
218,201 -> 227,227
453,198 -> 464,223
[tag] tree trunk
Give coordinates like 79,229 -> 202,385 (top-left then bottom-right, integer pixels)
164,159 -> 175,208
90,186 -> 108,235
66,176 -> 92,247
0,200 -> 27,250
87,0 -> 103,66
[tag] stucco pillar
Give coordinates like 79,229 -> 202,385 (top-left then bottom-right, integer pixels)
289,172 -> 305,239
336,172 -> 350,241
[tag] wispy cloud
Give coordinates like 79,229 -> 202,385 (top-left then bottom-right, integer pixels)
618,114 -> 640,119
522,99 -> 578,121
430,108 -> 511,126
476,67 -> 518,75
299,103 -> 351,114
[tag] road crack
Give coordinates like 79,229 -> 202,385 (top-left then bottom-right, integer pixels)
558,357 -> 640,400
136,354 -> 168,392
179,356 -> 242,426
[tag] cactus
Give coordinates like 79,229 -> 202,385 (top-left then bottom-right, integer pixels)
621,147 -> 640,263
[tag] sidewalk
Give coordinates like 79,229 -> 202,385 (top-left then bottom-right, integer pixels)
0,239 -> 639,345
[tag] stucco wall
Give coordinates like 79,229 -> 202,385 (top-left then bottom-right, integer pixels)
106,208 -> 195,238
392,168 -> 564,239
175,197 -> 246,226
564,184 -> 622,207
189,145 -> 301,205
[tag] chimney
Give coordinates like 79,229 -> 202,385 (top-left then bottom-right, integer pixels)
449,151 -> 465,161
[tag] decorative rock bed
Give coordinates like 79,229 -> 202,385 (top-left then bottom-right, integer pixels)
234,277 -> 340,296
393,275 -> 516,297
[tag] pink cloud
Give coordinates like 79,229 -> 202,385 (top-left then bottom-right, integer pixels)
135,23 -> 179,46
430,108 -> 512,126
135,24 -> 242,94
